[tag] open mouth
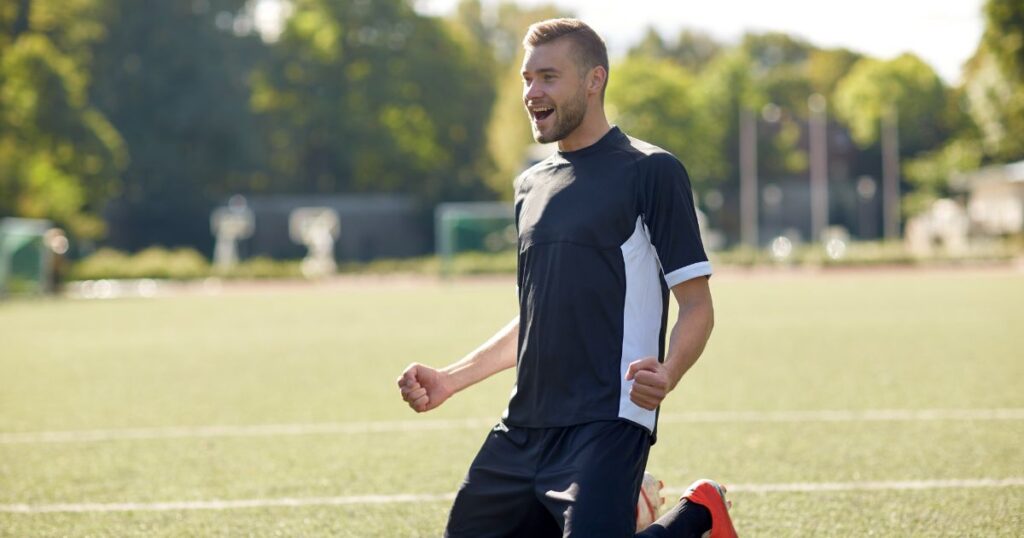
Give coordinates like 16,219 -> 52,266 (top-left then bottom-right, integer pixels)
530,106 -> 554,121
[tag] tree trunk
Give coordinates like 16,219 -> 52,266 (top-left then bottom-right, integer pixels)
11,0 -> 32,39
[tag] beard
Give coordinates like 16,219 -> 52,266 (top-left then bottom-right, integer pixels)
532,84 -> 588,144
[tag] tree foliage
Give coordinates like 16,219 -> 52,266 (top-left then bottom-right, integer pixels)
903,138 -> 984,214
629,27 -> 722,74
475,1 -> 564,199
252,0 -> 495,204
86,0 -> 268,249
962,0 -> 1024,162
0,1 -> 124,238
833,54 -> 954,156
607,56 -> 722,189
692,50 -> 763,187
899,0 -> 1024,218
0,0 -> 1006,249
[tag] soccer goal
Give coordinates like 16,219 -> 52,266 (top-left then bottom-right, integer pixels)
434,202 -> 515,277
0,218 -> 60,296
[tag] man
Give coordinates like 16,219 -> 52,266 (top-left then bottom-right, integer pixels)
397,18 -> 738,538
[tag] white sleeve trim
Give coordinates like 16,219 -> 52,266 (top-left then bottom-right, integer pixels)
664,261 -> 713,288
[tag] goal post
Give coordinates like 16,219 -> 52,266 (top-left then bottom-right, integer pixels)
0,218 -> 55,296
434,202 -> 515,277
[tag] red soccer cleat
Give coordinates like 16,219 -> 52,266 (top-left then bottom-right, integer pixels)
681,479 -> 738,538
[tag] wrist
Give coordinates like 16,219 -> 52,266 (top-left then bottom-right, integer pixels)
439,364 -> 465,394
663,359 -> 685,391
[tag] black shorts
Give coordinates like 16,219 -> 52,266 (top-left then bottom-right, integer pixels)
445,420 -> 652,538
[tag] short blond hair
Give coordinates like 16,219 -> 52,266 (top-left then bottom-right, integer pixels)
523,18 -> 609,96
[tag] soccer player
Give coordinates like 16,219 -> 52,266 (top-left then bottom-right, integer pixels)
397,18 -> 738,538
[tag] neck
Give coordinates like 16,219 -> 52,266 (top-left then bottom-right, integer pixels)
557,103 -> 611,152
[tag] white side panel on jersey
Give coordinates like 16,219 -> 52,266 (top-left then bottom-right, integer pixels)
501,384 -> 517,420
617,216 -> 662,432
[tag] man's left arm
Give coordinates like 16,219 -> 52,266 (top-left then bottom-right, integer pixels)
625,276 -> 714,410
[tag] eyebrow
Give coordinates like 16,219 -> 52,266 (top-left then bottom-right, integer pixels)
522,67 -> 561,76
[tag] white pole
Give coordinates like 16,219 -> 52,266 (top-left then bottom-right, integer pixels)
882,107 -> 901,240
740,107 -> 759,247
808,94 -> 829,242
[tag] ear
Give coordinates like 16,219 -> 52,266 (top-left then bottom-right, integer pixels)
587,65 -> 607,97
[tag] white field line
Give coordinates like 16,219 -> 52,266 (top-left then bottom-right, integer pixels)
2,408 -> 1023,445
3,478 -> 1023,514
664,477 -> 1024,496
0,418 -> 496,444
0,493 -> 458,514
659,408 -> 1024,424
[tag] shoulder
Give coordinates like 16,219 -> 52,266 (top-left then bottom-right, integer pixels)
515,155 -> 559,190
622,137 -> 689,187
622,135 -> 687,175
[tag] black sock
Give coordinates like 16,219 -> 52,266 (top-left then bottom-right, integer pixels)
635,498 -> 712,538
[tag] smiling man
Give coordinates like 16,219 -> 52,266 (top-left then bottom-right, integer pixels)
398,18 -> 737,538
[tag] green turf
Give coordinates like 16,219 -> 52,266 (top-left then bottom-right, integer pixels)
1,270 -> 1022,536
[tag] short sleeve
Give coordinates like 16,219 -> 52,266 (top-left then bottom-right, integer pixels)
639,154 -> 712,287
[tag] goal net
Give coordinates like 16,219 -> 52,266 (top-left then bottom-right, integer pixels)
434,202 -> 515,276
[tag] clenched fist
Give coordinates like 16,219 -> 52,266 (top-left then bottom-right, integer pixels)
625,357 -> 673,410
397,363 -> 454,413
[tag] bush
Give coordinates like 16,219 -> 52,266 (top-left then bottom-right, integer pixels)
70,247 -> 210,280
67,238 -> 1019,283
218,256 -> 303,279
130,247 -> 209,279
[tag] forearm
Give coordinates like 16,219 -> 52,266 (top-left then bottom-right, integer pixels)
663,300 -> 714,390
441,317 -> 519,393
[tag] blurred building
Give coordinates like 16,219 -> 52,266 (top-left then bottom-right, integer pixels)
957,160 -> 1024,236
227,194 -> 429,262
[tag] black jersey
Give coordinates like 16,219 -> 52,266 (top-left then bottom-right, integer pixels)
505,127 -> 711,435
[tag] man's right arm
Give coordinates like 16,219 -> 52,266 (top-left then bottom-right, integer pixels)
397,317 -> 519,413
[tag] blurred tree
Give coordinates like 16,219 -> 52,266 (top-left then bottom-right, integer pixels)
962,0 -> 1024,162
737,33 -> 819,179
687,50 -> 765,237
0,0 -> 125,239
629,27 -> 722,74
606,56 -> 721,189
87,0 -> 270,250
904,138 -> 983,214
741,32 -> 813,72
477,2 -> 564,199
669,29 -> 723,74
252,0 -> 495,204
695,50 -> 765,183
757,71 -> 812,177
629,28 -> 669,60
902,0 -> 1024,215
835,54 -> 968,216
984,0 -> 1024,76
833,54 -> 953,157
807,47 -> 863,97
0,0 -> 107,66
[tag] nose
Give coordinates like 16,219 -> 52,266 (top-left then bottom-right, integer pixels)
524,80 -> 543,102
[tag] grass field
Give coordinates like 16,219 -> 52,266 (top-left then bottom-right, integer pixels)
1,269 -> 1022,536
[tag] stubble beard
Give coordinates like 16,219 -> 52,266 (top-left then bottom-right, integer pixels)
532,84 -> 588,144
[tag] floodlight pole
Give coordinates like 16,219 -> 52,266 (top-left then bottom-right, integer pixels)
739,107 -> 759,248
882,107 -> 901,240
808,94 -> 829,242
435,207 -> 455,279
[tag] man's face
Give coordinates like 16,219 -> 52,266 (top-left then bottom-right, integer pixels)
521,39 -> 589,144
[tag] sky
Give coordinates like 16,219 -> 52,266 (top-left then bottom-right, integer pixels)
414,0 -> 985,84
